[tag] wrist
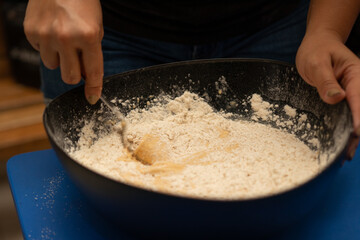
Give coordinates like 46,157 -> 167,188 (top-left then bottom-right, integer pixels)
304,28 -> 345,43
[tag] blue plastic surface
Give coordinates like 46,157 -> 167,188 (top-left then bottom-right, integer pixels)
7,148 -> 360,240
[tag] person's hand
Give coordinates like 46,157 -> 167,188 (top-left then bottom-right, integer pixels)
24,0 -> 104,104
296,31 -> 360,158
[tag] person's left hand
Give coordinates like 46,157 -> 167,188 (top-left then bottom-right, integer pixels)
296,31 -> 360,159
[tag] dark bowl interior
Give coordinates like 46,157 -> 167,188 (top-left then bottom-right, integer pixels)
44,59 -> 352,239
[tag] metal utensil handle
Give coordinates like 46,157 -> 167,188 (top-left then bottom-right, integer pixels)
99,95 -> 129,148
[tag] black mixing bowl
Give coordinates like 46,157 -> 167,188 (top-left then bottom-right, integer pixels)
43,59 -> 352,239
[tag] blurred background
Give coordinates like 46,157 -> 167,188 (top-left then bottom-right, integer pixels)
0,1 -> 51,239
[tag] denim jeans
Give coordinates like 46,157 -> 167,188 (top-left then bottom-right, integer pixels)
41,0 -> 309,100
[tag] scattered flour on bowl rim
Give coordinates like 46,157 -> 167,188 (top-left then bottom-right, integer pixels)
70,91 -> 327,200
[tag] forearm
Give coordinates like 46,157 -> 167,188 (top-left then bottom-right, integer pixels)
306,0 -> 360,42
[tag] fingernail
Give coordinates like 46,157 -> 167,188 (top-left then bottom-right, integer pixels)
87,95 -> 99,105
348,147 -> 356,160
346,135 -> 358,160
356,126 -> 360,137
327,89 -> 341,97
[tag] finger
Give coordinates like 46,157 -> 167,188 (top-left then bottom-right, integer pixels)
80,43 -> 103,105
59,49 -> 82,85
346,133 -> 359,160
23,22 -> 40,51
307,61 -> 346,105
39,44 -> 59,69
344,76 -> 360,136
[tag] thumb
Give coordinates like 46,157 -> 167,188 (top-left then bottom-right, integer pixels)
308,62 -> 346,105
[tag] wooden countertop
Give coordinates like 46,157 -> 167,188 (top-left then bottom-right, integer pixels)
0,77 -> 51,163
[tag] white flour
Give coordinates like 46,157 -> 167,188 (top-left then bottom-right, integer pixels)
70,91 -> 327,200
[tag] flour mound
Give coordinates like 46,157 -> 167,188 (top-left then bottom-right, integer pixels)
70,91 -> 326,200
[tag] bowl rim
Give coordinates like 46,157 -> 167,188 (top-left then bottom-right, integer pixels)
43,57 -> 352,203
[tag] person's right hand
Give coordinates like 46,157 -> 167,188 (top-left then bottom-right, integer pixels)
24,0 -> 104,104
